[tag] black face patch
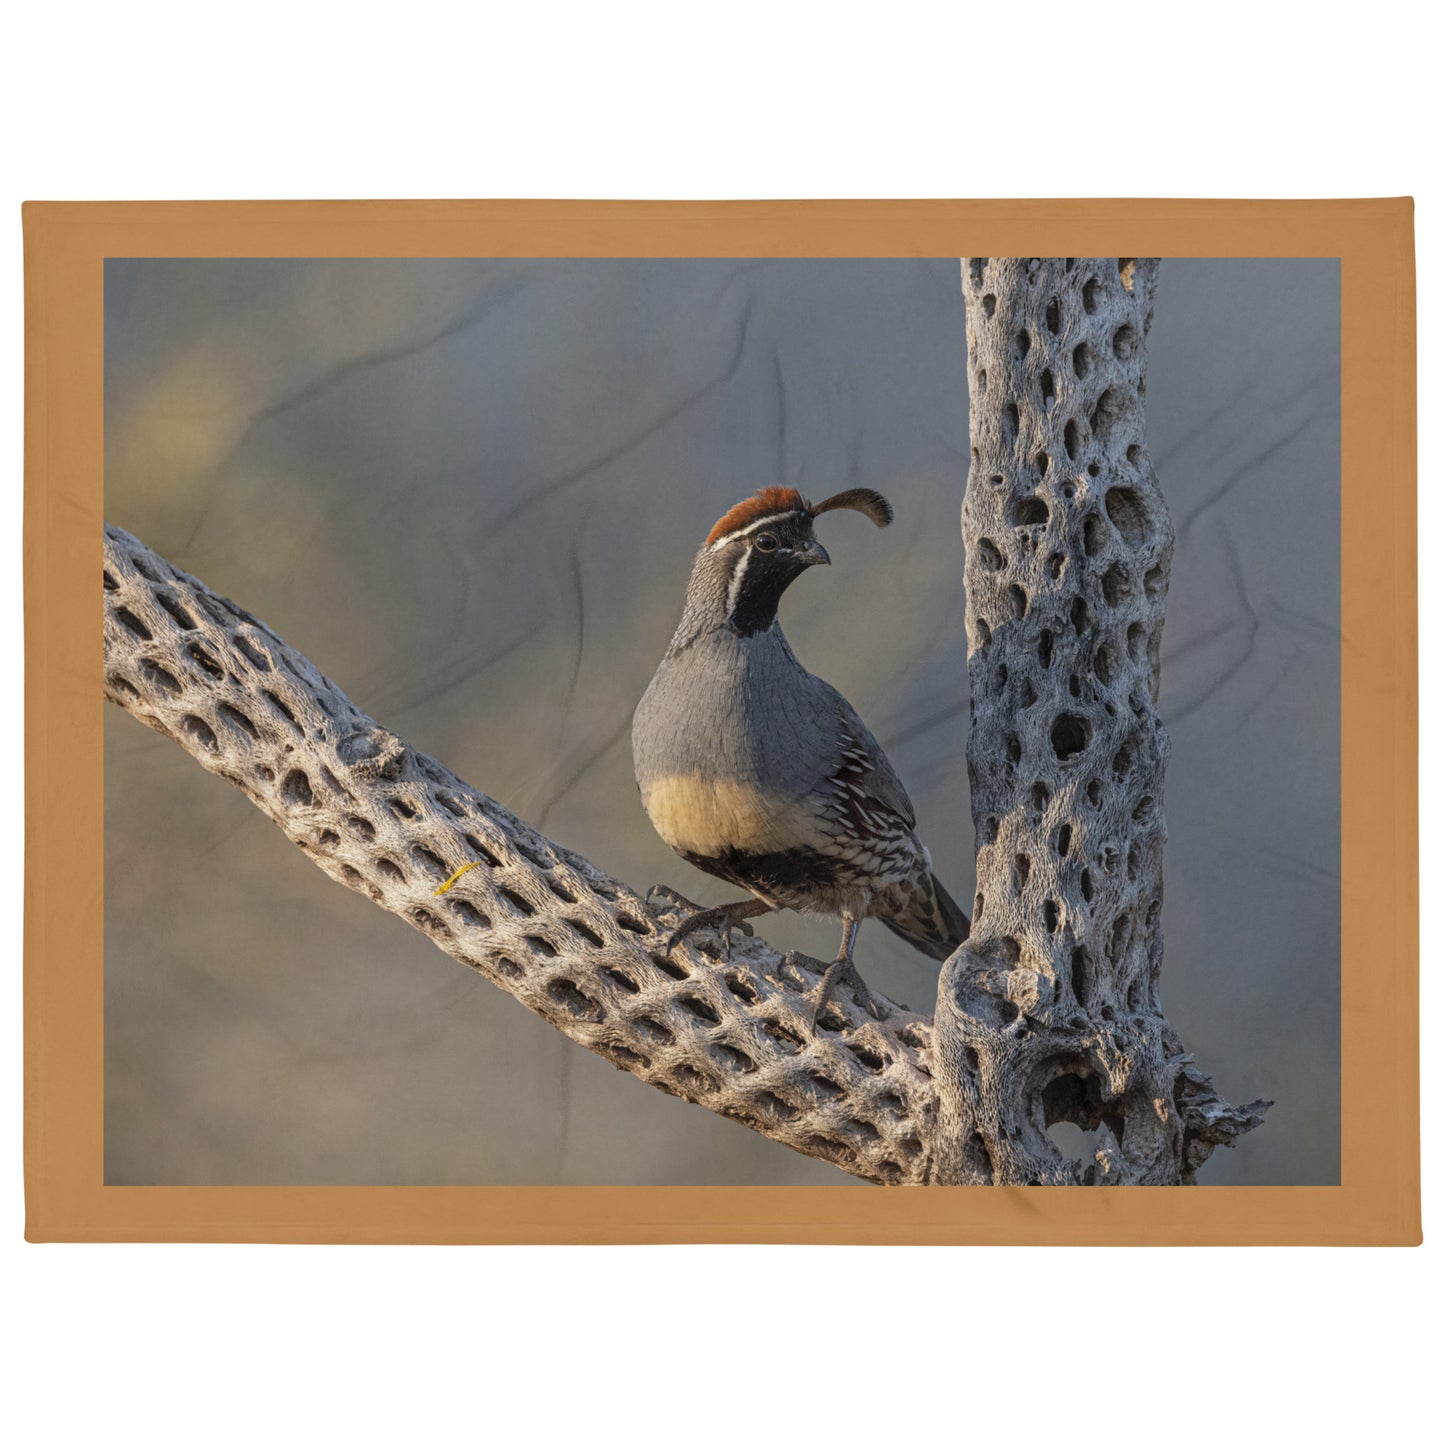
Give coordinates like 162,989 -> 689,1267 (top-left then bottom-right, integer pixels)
723,514 -> 821,636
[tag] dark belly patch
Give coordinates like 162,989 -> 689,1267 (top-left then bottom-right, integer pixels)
682,845 -> 854,902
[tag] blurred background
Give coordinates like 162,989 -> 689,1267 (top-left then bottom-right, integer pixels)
103,257 -> 1340,1185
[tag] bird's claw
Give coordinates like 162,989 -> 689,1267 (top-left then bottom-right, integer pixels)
662,903 -> 752,964
645,883 -> 705,917
803,955 -> 886,1033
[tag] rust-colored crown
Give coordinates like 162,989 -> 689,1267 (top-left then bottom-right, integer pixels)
705,487 -> 808,546
705,486 -> 893,547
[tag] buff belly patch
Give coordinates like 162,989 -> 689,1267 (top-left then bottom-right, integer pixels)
641,775 -> 820,859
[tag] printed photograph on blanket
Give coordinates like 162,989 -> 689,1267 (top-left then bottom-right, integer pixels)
101,256 -> 1340,1187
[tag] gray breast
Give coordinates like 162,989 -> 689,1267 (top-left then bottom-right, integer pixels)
633,625 -> 836,792
632,624 -> 845,860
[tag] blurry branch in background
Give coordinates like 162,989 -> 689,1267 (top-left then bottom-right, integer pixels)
103,523 -> 938,1186
102,259 -> 1266,1186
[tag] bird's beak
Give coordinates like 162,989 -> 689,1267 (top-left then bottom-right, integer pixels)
797,539 -> 831,567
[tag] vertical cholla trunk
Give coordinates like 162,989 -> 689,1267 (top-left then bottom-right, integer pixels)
931,257 -> 1262,1184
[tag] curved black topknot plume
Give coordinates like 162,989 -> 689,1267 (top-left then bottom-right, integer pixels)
809,488 -> 894,529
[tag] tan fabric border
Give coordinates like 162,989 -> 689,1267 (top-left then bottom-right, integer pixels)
23,200 -> 1419,1244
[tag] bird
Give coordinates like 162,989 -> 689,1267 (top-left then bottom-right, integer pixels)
631,485 -> 969,1024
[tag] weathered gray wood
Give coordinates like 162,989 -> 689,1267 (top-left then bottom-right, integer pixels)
932,258 -> 1269,1183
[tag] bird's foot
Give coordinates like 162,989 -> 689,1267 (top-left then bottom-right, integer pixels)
804,954 -> 887,1033
662,901 -> 756,964
777,949 -> 824,991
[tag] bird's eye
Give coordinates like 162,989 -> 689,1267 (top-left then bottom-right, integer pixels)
754,532 -> 779,552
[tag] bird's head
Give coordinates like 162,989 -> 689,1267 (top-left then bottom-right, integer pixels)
690,486 -> 893,638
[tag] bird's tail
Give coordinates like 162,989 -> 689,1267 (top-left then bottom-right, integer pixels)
876,857 -> 970,962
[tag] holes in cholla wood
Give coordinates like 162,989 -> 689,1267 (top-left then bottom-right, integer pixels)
408,845 -> 449,882
1105,487 -> 1148,549
184,641 -> 224,680
262,690 -> 301,735
139,659 -> 182,697
1100,563 -> 1131,609
463,834 -> 503,867
448,898 -> 490,930
724,971 -> 759,1005
180,715 -> 218,754
114,607 -> 152,641
217,704 -> 259,742
636,1015 -> 675,1046
709,1041 -> 755,1075
547,977 -> 604,1022
651,952 -> 688,982
1043,1067 -> 1125,1173
1012,496 -> 1048,528
1050,713 -> 1091,761
564,917 -> 603,948
602,965 -> 640,995
762,1019 -> 805,1055
153,589 -> 197,631
678,995 -> 721,1027
409,907 -> 450,940
233,632 -> 272,672
280,769 -> 313,808
495,886 -> 535,917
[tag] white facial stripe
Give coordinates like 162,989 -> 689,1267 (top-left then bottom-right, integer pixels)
725,544 -> 753,619
708,509 -> 807,551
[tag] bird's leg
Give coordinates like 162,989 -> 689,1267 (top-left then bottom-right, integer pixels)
664,897 -> 774,964
805,913 -> 884,1030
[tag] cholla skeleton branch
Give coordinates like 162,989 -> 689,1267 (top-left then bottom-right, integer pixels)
102,523 -> 939,1185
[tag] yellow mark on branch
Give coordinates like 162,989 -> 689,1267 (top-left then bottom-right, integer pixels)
434,861 -> 483,896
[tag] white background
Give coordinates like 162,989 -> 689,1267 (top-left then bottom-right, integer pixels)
2,4 -> 1436,1440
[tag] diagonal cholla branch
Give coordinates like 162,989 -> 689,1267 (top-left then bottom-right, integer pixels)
102,523 -> 938,1185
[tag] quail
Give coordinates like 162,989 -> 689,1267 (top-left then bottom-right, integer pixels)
631,485 -> 969,1023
